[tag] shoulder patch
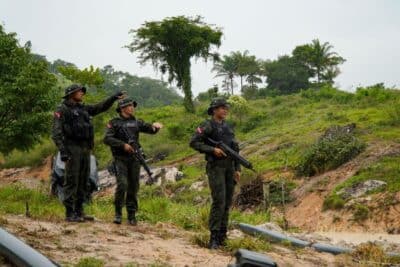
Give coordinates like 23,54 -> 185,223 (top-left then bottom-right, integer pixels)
196,127 -> 204,134
54,111 -> 61,119
106,122 -> 113,129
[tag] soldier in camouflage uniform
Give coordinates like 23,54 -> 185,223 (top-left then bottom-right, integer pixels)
103,98 -> 163,225
52,84 -> 124,222
189,98 -> 241,249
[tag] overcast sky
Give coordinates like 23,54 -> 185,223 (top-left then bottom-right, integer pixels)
1,0 -> 399,95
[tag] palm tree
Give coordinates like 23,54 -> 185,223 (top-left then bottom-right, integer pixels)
309,39 -> 345,84
212,55 -> 238,95
231,50 -> 249,91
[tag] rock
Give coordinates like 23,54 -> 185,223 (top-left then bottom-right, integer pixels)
97,166 -> 184,189
338,180 -> 387,199
145,167 -> 184,186
190,181 -> 205,191
97,170 -> 115,189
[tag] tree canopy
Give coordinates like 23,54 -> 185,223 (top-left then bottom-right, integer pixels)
0,25 -> 57,154
126,16 -> 222,112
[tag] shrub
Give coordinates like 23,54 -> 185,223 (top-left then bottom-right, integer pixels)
300,86 -> 353,104
323,194 -> 345,210
167,123 -> 186,140
352,204 -> 369,222
296,125 -> 366,176
241,112 -> 268,133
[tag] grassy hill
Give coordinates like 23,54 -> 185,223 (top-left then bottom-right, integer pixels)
1,84 -> 400,264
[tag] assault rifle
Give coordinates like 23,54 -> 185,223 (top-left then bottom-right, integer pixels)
207,137 -> 255,172
121,127 -> 156,185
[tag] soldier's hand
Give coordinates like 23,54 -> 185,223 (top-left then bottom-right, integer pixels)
123,143 -> 135,153
60,150 -> 70,162
234,171 -> 241,183
114,90 -> 127,99
152,122 -> 163,130
213,147 -> 227,158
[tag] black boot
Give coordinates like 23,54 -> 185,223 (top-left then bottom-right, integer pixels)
127,212 -> 137,226
114,207 -> 122,224
113,215 -> 122,224
208,230 -> 220,249
76,206 -> 94,221
219,228 -> 228,246
65,206 -> 83,222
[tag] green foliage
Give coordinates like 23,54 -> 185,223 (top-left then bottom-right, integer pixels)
101,65 -> 182,108
0,184 -> 64,219
292,39 -> 345,84
0,25 -> 58,154
58,65 -> 104,88
225,236 -> 272,252
196,85 -> 219,102
323,194 -> 345,210
227,95 -> 249,124
296,127 -> 366,176
352,204 -> 369,222
300,86 -> 354,104
0,140 -> 56,168
241,112 -> 268,133
263,55 -> 311,94
167,124 -> 186,140
75,257 -> 105,267
127,16 -> 222,112
332,156 -> 400,196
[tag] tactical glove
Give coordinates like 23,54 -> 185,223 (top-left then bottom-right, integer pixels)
113,90 -> 124,99
60,150 -> 70,162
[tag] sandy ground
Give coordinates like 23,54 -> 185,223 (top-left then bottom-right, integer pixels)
0,214 -> 344,267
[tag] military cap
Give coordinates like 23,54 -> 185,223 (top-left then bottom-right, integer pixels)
63,84 -> 86,98
116,97 -> 137,112
207,97 -> 230,115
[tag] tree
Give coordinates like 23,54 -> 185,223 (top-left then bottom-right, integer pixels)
127,16 -> 222,112
227,95 -> 249,124
58,65 -> 104,88
293,39 -> 345,84
263,55 -> 311,94
231,50 -> 249,91
0,25 -> 57,154
100,65 -> 182,107
212,54 -> 238,95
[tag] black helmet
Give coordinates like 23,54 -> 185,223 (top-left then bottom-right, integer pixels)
63,84 -> 86,98
116,97 -> 137,113
207,97 -> 230,115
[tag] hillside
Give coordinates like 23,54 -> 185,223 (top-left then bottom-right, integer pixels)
1,84 -> 400,266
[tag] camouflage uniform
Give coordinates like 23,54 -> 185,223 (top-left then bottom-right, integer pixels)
52,84 -> 122,221
189,98 -> 240,248
103,98 -> 159,225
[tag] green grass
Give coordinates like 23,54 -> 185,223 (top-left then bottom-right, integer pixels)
324,155 -> 400,210
75,257 -> 105,267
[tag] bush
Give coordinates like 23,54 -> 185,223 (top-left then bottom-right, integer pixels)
352,204 -> 369,222
296,125 -> 366,176
167,124 -> 186,140
323,194 -> 345,210
241,112 -> 268,133
300,86 -> 353,104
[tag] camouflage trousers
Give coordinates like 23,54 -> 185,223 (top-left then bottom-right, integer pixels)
206,159 -> 236,231
114,158 -> 141,215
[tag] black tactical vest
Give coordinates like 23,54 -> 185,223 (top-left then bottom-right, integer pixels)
111,118 -> 142,157
62,104 -> 94,146
206,120 -> 235,161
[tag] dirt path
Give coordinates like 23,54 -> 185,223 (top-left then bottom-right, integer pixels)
1,215 -> 233,266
